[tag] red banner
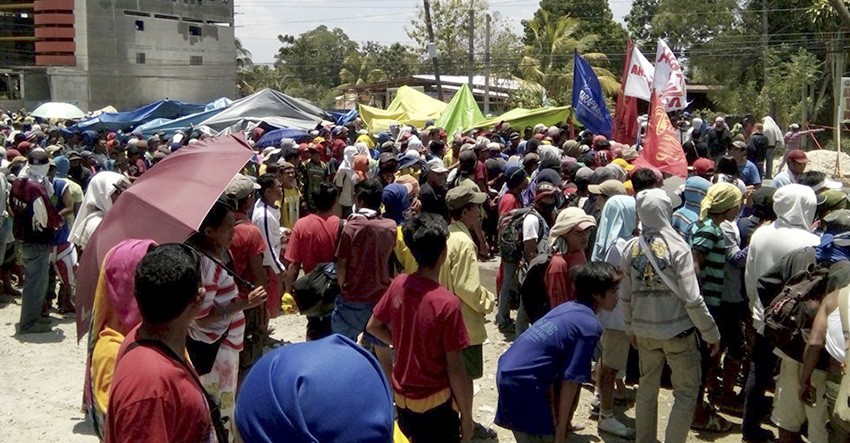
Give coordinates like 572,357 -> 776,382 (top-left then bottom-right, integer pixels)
612,41 -> 639,145
633,93 -> 688,177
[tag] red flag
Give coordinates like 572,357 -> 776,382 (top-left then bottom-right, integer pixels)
612,40 -> 639,144
633,93 -> 688,177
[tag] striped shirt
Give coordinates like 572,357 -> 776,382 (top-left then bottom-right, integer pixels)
689,219 -> 726,307
188,255 -> 245,351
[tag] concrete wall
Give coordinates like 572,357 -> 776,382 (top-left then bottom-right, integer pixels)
50,0 -> 236,111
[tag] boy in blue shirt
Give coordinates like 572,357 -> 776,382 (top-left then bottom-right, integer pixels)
495,262 -> 623,443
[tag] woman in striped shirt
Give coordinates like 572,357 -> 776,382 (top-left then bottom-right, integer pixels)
187,198 -> 267,438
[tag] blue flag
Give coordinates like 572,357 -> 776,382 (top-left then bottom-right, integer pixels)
572,51 -> 613,138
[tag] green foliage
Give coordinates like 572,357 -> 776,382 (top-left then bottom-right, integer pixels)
516,12 -> 619,106
625,0 -> 660,49
523,0 -> 629,73
362,42 -> 423,80
407,1 -> 523,77
274,26 -> 358,90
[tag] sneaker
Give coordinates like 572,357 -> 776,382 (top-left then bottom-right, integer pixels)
598,416 -> 636,439
589,395 -> 600,418
18,323 -> 54,334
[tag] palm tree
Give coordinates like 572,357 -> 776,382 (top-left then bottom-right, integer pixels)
516,11 -> 619,106
337,52 -> 387,90
235,38 -> 253,70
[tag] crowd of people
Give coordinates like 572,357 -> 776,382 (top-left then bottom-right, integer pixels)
1,107 -> 847,443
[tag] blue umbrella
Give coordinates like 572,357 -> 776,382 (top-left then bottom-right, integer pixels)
255,128 -> 312,148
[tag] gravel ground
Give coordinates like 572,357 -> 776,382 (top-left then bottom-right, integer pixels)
0,259 -> 767,442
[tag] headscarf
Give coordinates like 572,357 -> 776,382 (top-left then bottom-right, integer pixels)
682,176 -> 710,211
382,183 -> 410,225
338,146 -> 358,181
591,195 -> 636,262
86,239 -> 159,428
700,182 -> 743,218
353,155 -> 370,182
637,188 -> 687,250
762,116 -> 784,147
354,141 -> 370,158
54,155 -> 70,178
356,133 -> 375,149
773,184 -> 816,231
69,172 -> 126,248
235,334 -> 394,443
549,207 -> 596,249
538,145 -> 561,167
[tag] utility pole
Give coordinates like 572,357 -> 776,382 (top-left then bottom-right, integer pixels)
484,13 -> 491,115
423,0 -> 444,101
468,8 -> 475,91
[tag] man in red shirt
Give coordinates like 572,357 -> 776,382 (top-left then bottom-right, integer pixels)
284,182 -> 340,340
498,165 -> 528,216
225,174 -> 269,372
368,213 -> 473,443
106,244 -> 216,443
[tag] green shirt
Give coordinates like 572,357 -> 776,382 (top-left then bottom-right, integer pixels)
689,218 -> 726,307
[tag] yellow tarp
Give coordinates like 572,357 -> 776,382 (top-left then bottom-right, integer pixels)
360,86 -> 448,132
468,106 -> 576,132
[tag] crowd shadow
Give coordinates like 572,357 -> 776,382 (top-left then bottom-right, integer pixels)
72,414 -> 96,436
12,327 -> 66,344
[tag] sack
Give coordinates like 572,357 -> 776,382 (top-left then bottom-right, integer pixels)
186,329 -> 229,376
763,266 -> 829,362
834,286 -> 850,426
519,253 -> 552,324
292,262 -> 339,317
498,207 -> 543,264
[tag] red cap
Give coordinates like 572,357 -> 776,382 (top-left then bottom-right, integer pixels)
592,135 -> 610,149
787,149 -> 809,164
693,158 -> 715,177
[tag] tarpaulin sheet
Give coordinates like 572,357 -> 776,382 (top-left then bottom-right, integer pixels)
468,106 -> 575,132
200,89 -> 327,133
434,84 -> 484,138
359,86 -> 447,132
68,100 -> 208,133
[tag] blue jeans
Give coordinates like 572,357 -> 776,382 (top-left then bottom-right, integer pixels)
19,242 -> 50,331
331,297 -> 380,345
497,261 -> 519,328
743,333 -> 778,438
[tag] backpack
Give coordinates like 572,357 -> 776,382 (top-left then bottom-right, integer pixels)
498,207 -> 544,264
763,266 -> 829,362
519,253 -> 552,324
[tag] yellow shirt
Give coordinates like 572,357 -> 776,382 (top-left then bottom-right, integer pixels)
443,151 -> 454,169
394,226 -> 418,274
438,221 -> 495,345
279,186 -> 301,230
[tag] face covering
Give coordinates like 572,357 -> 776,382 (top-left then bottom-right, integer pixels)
28,164 -> 49,179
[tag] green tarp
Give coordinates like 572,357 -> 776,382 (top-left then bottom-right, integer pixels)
467,106 -> 575,132
434,84 -> 484,137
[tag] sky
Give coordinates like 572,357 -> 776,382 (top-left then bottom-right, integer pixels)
234,0 -> 635,65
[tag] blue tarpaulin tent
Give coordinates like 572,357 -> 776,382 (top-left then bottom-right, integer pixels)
68,99 -> 208,133
328,109 -> 359,126
134,107 -> 228,139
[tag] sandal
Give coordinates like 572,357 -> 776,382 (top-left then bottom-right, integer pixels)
690,412 -> 732,433
566,423 -> 586,433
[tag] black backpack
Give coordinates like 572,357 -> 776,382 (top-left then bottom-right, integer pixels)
519,253 -> 552,324
763,266 -> 829,362
291,262 -> 340,317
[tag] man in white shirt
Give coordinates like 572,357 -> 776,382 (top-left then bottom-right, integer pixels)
252,173 -> 285,318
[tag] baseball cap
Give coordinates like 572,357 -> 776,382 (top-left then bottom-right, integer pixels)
692,158 -> 716,177
824,209 -> 850,235
445,185 -> 487,211
787,150 -> 809,164
588,179 -> 627,197
379,152 -> 398,166
28,148 -> 49,165
67,151 -> 82,161
535,181 -> 559,197
505,165 -> 527,188
612,158 -> 635,172
426,157 -> 448,174
225,174 -> 260,200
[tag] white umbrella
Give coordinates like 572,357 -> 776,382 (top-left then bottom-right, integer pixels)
30,102 -> 86,120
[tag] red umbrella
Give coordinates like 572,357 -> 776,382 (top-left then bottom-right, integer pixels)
75,135 -> 255,340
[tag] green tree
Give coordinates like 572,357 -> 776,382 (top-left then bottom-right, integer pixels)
362,42 -> 423,80
235,38 -> 253,70
523,0 -> 629,72
406,0 -> 522,77
274,26 -> 358,90
516,12 -> 619,106
337,52 -> 387,90
237,65 -> 291,96
650,0 -> 738,53
624,0 -> 660,49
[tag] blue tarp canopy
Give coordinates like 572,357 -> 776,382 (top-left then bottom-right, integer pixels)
254,128 -> 312,149
134,98 -> 233,138
327,109 -> 359,126
68,99 -> 208,133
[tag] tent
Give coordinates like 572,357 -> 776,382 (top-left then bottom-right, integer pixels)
434,84 -> 484,138
134,107 -> 228,139
68,100 -> 208,133
359,86 -> 448,132
200,89 -> 328,133
467,106 -> 575,132
254,128 -> 313,149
